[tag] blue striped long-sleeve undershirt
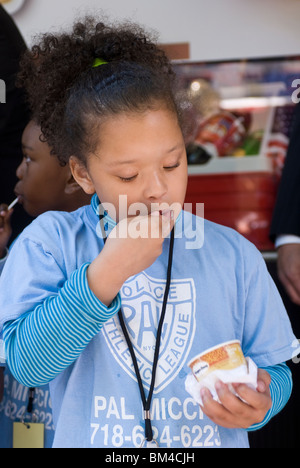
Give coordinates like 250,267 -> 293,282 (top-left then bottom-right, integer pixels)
3,262 -> 121,387
247,363 -> 292,431
2,260 -> 293,432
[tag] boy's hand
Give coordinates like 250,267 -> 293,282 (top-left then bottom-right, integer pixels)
200,369 -> 272,429
0,204 -> 13,258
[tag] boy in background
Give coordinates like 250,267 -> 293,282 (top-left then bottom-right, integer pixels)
0,119 -> 91,448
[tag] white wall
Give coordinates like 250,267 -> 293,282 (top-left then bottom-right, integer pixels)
10,0 -> 300,61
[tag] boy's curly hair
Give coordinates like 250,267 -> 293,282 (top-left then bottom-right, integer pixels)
17,16 -> 177,165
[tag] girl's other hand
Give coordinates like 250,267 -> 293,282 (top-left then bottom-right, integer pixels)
87,210 -> 175,306
0,204 -> 13,259
110,209 -> 175,275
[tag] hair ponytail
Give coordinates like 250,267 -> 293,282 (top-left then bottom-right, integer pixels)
17,16 -> 177,165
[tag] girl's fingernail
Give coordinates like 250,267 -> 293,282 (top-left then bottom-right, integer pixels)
257,380 -> 266,392
151,210 -> 160,217
215,380 -> 227,395
200,388 -> 211,402
161,209 -> 174,219
215,380 -> 223,390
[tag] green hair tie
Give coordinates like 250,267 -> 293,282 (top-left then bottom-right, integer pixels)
93,58 -> 108,68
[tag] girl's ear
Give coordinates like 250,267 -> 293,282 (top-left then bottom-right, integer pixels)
69,156 -> 95,195
64,172 -> 83,195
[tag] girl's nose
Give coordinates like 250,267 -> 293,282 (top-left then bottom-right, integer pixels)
143,171 -> 168,201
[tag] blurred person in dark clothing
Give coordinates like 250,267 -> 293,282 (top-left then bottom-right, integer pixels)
270,102 -> 300,307
249,102 -> 300,449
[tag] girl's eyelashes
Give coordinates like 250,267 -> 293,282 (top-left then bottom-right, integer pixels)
163,162 -> 180,171
118,163 -> 180,182
119,175 -> 138,182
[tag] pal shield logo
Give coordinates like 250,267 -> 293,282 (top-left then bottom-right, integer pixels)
102,272 -> 196,393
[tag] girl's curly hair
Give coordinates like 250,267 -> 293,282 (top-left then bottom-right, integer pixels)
17,16 -> 179,165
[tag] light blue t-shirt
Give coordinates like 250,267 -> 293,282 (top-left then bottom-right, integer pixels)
0,197 -> 296,448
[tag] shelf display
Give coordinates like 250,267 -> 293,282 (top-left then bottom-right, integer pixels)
174,56 -> 300,250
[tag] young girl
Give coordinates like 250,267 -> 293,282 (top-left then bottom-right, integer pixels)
0,18 -> 296,448
0,119 -> 91,448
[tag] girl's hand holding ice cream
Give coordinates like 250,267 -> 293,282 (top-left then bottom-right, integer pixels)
200,368 -> 272,429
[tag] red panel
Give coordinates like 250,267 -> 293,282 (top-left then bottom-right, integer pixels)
185,172 -> 279,251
